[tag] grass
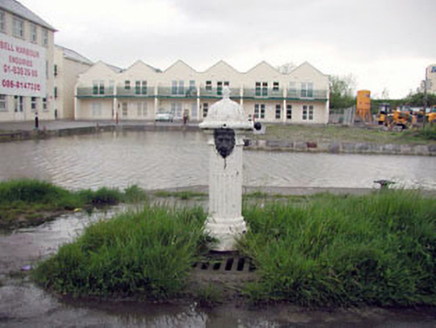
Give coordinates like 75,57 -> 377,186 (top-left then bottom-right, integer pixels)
403,124 -> 436,141
33,205 -> 209,299
239,190 -> 436,307
0,179 -> 148,229
31,188 -> 436,307
253,124 -> 436,145
153,190 -> 207,200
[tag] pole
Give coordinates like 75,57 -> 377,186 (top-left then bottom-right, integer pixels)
423,68 -> 428,128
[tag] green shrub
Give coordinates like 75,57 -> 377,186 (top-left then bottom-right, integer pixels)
240,190 -> 436,306
33,205 -> 208,299
0,179 -> 69,204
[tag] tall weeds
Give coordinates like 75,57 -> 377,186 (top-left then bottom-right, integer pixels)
240,190 -> 436,306
34,205 -> 208,299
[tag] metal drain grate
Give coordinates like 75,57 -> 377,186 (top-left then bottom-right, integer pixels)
192,256 -> 256,273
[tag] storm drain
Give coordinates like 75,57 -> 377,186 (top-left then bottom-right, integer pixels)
192,256 -> 256,273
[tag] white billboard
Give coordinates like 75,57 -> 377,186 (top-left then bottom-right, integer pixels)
0,34 -> 46,97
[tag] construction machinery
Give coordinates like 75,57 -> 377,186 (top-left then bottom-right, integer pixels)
425,105 -> 436,123
356,90 -> 372,122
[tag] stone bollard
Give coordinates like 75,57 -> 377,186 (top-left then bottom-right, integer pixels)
199,87 -> 253,251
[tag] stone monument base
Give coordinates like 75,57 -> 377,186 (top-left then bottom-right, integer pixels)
205,216 -> 247,251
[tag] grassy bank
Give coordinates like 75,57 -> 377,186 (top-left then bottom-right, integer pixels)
33,205 -> 208,298
254,124 -> 436,145
0,179 -> 147,229
239,190 -> 436,306
32,189 -> 436,307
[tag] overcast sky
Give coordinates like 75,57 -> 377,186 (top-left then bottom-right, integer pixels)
21,0 -> 436,98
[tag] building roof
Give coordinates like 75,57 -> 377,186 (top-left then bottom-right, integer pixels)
0,0 -> 56,31
56,45 -> 93,65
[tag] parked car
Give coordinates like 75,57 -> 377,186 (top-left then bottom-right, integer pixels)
155,111 -> 174,122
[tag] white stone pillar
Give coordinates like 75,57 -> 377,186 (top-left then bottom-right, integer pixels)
199,87 -> 253,251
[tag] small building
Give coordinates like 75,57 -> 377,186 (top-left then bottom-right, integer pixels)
54,45 -> 93,119
0,0 -> 56,122
426,64 -> 436,95
75,60 -> 330,124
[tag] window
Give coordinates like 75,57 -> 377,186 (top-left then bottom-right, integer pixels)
255,82 -> 268,96
171,80 -> 184,95
93,81 -> 104,94
42,97 -> 47,111
301,105 -> 314,120
13,17 -> 24,38
0,11 -> 5,32
92,102 -> 102,117
187,80 -> 196,96
135,81 -> 141,94
171,102 -> 182,119
301,82 -> 314,98
93,81 -> 98,95
31,24 -> 37,43
205,81 -> 212,91
289,82 -> 297,97
134,81 -> 147,94
254,104 -> 265,119
273,82 -> 279,92
178,81 -> 184,95
54,65 -> 57,77
0,94 -> 7,111
42,29 -> 48,47
54,87 -> 58,98
136,102 -> 147,117
31,97 -> 37,111
286,104 -> 292,120
122,102 -> 128,117
14,96 -> 23,112
275,104 -> 281,119
191,102 -> 198,119
202,103 -> 209,118
124,80 -> 131,90
217,81 -> 223,96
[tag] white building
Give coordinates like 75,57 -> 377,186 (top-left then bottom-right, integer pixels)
426,64 -> 436,95
54,45 -> 93,119
75,60 -> 330,124
0,0 -> 56,122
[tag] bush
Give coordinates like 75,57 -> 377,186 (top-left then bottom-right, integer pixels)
33,205 -> 208,299
0,179 -> 69,204
240,190 -> 436,306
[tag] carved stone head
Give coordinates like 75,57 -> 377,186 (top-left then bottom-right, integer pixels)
214,128 -> 235,159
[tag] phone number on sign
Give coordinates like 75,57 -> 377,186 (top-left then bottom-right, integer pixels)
3,64 -> 38,77
2,79 -> 41,91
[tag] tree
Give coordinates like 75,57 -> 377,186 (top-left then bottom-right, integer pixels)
329,74 -> 356,110
276,62 -> 296,74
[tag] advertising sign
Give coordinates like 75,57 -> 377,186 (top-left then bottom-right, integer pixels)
0,34 -> 46,97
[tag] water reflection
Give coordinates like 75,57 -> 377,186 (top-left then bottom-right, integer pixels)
0,131 -> 435,191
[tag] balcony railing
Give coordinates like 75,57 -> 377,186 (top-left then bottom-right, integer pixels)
199,87 -> 241,98
286,89 -> 328,100
117,86 -> 155,97
157,87 -> 198,98
76,87 -> 114,97
243,88 -> 284,99
76,85 -> 329,101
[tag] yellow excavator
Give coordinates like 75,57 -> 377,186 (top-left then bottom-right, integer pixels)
425,106 -> 436,123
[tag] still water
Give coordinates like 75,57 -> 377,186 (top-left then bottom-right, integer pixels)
0,130 -> 435,190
